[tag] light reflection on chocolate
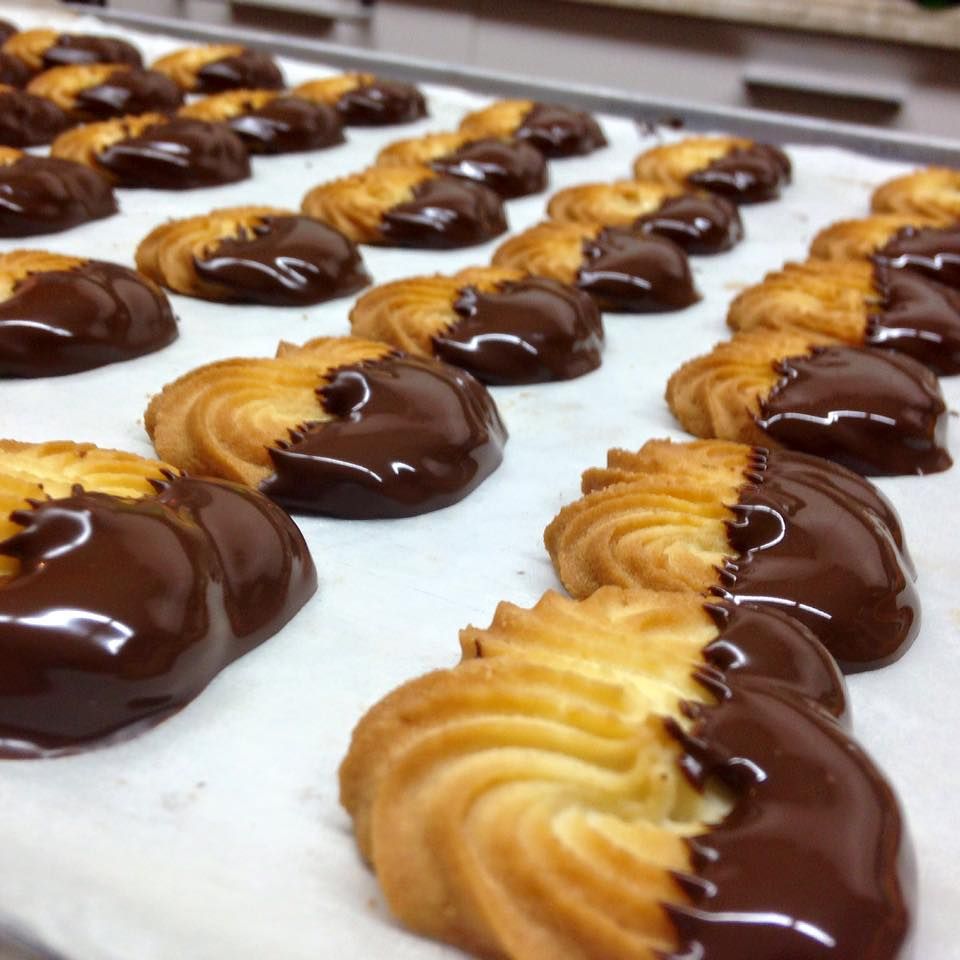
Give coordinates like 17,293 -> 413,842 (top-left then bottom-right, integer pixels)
515,102 -> 607,158
635,193 -> 743,255
576,227 -> 699,312
756,345 -> 951,476
195,49 -> 283,93
194,215 -> 369,306
688,143 -> 791,204
336,80 -> 426,126
0,260 -> 177,377
435,276 -> 603,384
42,34 -> 142,70
260,354 -> 507,518
876,224 -> 960,291
227,96 -> 344,154
74,68 -> 184,122
430,137 -> 547,199
380,175 -> 508,249
0,475 -> 317,756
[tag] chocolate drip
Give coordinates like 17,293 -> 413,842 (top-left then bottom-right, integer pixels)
42,35 -> 142,70
227,95 -> 344,155
336,80 -> 426,126
260,354 -> 507,518
195,49 -> 283,93
0,155 -> 116,237
717,449 -> 918,672
688,143 -> 791,204
515,102 -> 607,158
0,88 -> 69,147
635,193 -> 743,255
430,137 -> 547,199
876,224 -> 960,291
96,117 -> 250,190
576,227 -> 699,312
0,52 -> 30,87
869,263 -> 960,374
194,215 -> 369,306
0,476 -> 317,756
436,276 -> 603,384
0,260 -> 178,377
380,175 -> 507,249
664,603 -> 913,960
756,345 -> 951,476
73,68 -> 184,122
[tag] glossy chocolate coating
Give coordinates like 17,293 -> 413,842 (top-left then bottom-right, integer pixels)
635,193 -> 743,255
0,476 -> 317,756
876,224 -> 960,291
227,95 -> 344,155
194,215 -> 369,306
716,448 -> 918,672
430,137 -> 547,199
756,345 -> 951,476
260,354 -> 507,518
869,263 -> 960,374
96,117 -> 250,189
195,49 -> 283,93
73,68 -> 184,122
0,88 -> 69,147
688,143 -> 792,204
0,52 -> 31,88
380,175 -> 508,249
665,604 -> 913,960
576,227 -> 699,312
0,155 -> 116,237
435,276 -> 603,384
515,102 -> 607,158
42,34 -> 142,70
0,260 -> 177,377
336,80 -> 426,126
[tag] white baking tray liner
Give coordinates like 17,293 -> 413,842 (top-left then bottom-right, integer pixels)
0,6 -> 956,958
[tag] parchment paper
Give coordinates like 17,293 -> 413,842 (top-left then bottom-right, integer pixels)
0,6 -> 956,958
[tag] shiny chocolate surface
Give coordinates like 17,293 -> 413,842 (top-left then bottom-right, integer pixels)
430,137 -> 547,199
635,193 -> 743,255
576,227 -> 699,312
0,260 -> 177,377
228,95 -> 344,154
380,175 -> 508,249
74,68 -> 183,122
756,345 -> 951,475
195,49 -> 283,93
42,34 -> 142,70
876,224 -> 960,291
436,276 -> 603,384
688,143 -> 791,204
515,102 -> 607,158
665,603 -> 913,960
717,448 -> 918,672
0,475 -> 317,756
0,155 -> 116,237
870,263 -> 960,374
194,215 -> 369,306
0,88 -> 69,147
336,79 -> 426,126
261,354 -> 507,518
96,117 -> 250,189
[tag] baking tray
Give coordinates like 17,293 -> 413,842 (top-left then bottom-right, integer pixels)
1,5 -> 958,958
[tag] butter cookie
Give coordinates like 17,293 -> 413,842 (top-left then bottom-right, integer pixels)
293,73 -> 426,125
3,28 -> 141,73
151,43 -> 282,93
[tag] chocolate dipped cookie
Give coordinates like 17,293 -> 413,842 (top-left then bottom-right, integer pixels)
633,136 -> 791,204
0,439 -> 316,756
666,329 -> 951,475
0,84 -> 69,146
545,438 -> 917,671
145,336 -> 507,518
152,43 -> 283,93
492,220 -> 699,312
459,98 -> 607,158
3,28 -> 141,74
294,73 -> 426,126
302,165 -> 507,249
50,113 -> 250,189
342,585 -> 912,959
548,179 -> 743,254
136,206 -> 369,305
350,265 -> 602,384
